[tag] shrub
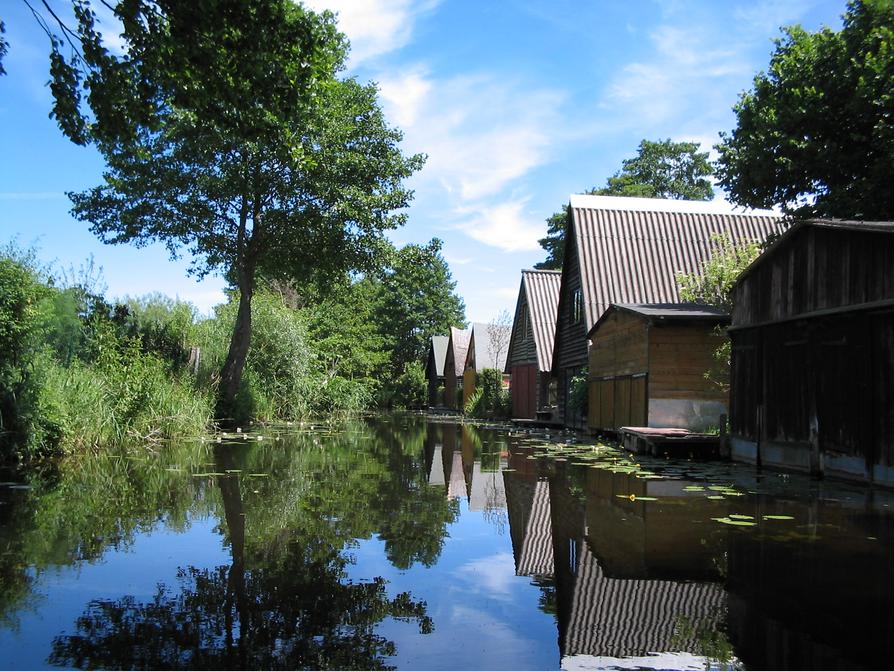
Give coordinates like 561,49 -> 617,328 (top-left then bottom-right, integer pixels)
391,361 -> 427,409
568,366 -> 588,416
464,369 -> 509,419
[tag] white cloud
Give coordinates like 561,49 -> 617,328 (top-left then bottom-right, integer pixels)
454,552 -> 517,600
376,68 -> 432,129
304,0 -> 440,65
456,200 -> 544,253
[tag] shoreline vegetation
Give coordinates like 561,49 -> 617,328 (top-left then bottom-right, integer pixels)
0,243 -> 465,465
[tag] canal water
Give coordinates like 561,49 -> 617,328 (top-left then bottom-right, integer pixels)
1,416 -> 892,670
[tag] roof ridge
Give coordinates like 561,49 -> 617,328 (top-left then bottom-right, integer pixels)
569,193 -> 781,217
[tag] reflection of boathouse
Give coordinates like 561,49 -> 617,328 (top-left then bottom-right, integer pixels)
504,458 -> 728,663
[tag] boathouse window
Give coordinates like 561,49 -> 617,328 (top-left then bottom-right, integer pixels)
572,288 -> 583,324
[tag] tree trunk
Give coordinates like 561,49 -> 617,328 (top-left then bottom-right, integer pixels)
216,263 -> 255,423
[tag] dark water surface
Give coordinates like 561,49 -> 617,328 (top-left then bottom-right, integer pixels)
1,416 -> 893,670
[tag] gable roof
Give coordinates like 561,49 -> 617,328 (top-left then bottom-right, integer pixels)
467,322 -> 510,372
553,194 -> 782,370
448,327 -> 471,377
587,303 -> 729,337
427,335 -> 449,377
734,217 -> 894,285
505,269 -> 562,373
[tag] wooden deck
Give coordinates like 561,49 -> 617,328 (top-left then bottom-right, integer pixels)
619,426 -> 722,459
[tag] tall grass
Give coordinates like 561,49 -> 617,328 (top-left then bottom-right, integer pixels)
44,334 -> 212,453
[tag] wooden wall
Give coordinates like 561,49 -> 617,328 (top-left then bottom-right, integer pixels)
507,296 -> 537,368
588,312 -> 728,432
648,324 -> 727,402
511,364 -> 538,419
730,309 -> 894,483
444,348 -> 458,409
733,226 -> 894,327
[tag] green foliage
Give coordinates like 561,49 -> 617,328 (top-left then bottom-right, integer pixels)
677,234 -> 762,312
376,239 -> 466,376
464,369 -> 509,419
118,294 -> 197,370
536,139 -> 714,269
0,252 -> 59,457
0,20 -> 7,76
677,234 -> 762,391
715,0 -> 894,219
568,367 -> 589,415
534,210 -> 567,270
596,139 -> 715,200
39,0 -> 423,417
391,361 -> 427,409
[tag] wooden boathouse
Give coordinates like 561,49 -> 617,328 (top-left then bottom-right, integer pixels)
729,219 -> 894,486
551,194 -> 780,428
444,327 -> 470,410
424,335 -> 449,407
587,303 -> 729,433
505,269 -> 562,420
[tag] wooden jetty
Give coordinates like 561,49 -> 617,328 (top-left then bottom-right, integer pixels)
618,426 -> 721,458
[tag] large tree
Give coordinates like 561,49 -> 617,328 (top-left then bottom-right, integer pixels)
535,139 -> 714,269
375,239 -> 466,376
38,0 -> 423,419
715,0 -> 894,219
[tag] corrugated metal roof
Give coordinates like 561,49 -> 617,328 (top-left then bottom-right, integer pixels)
468,322 -> 511,372
506,269 -> 562,372
564,542 -> 725,658
449,327 -> 471,377
556,195 -> 782,370
517,479 -> 554,577
588,302 -> 729,337
429,335 -> 449,377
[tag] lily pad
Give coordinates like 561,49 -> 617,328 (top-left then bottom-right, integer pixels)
729,514 -> 754,520
712,516 -> 756,527
762,515 -> 794,520
706,495 -> 725,500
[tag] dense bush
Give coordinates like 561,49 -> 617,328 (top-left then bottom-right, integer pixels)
1,241 -> 461,461
464,369 -> 509,419
390,361 -> 427,409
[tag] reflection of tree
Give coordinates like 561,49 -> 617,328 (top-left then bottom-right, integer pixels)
3,417 -> 452,667
49,440 -> 433,670
49,547 -> 431,670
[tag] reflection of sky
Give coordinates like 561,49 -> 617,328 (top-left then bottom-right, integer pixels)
349,497 -> 558,670
0,516 -> 229,671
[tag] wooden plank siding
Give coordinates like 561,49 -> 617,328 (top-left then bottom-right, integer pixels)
648,326 -> 726,401
729,220 -> 894,485
588,306 -> 728,432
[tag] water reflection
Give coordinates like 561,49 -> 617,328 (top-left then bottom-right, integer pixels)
1,418 -> 894,669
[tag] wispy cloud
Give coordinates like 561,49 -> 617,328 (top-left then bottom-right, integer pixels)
455,199 -> 544,253
380,71 -> 565,202
304,0 -> 440,66
454,552 -> 517,600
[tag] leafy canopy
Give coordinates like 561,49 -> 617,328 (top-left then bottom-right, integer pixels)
536,139 -> 714,269
39,0 -> 424,416
715,0 -> 894,219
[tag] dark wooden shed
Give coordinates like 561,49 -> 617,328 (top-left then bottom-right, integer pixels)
425,335 -> 449,407
551,194 -> 780,429
444,327 -> 470,410
729,219 -> 894,486
504,269 -> 561,419
587,303 -> 729,433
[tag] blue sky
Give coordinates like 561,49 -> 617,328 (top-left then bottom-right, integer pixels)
1,0 -> 844,322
